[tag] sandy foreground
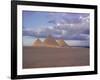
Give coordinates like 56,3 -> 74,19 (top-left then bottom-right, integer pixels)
23,46 -> 89,69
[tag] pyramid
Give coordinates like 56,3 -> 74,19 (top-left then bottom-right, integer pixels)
33,38 -> 43,47
43,35 -> 59,47
57,39 -> 69,47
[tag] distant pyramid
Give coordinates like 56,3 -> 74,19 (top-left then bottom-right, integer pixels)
57,39 -> 69,47
43,35 -> 59,47
33,38 -> 43,47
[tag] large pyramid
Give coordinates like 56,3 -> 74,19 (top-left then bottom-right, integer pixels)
57,39 -> 69,47
43,35 -> 59,47
33,38 -> 43,47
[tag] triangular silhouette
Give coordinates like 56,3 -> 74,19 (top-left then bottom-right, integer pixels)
43,35 -> 59,47
57,39 -> 69,47
33,38 -> 43,47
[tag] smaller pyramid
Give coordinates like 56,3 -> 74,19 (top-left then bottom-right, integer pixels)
33,38 -> 43,47
57,39 -> 69,47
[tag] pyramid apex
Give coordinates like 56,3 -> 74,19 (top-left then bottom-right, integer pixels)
33,38 -> 43,47
47,34 -> 53,37
43,35 -> 59,47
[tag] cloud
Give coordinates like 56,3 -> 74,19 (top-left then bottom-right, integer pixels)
47,12 -> 90,38
23,26 -> 89,41
23,28 -> 35,36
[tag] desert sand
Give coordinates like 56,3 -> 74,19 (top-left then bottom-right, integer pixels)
23,46 -> 89,69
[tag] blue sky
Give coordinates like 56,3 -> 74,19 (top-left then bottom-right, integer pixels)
22,11 -> 90,47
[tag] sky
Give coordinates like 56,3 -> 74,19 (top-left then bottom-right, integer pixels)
22,11 -> 90,47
